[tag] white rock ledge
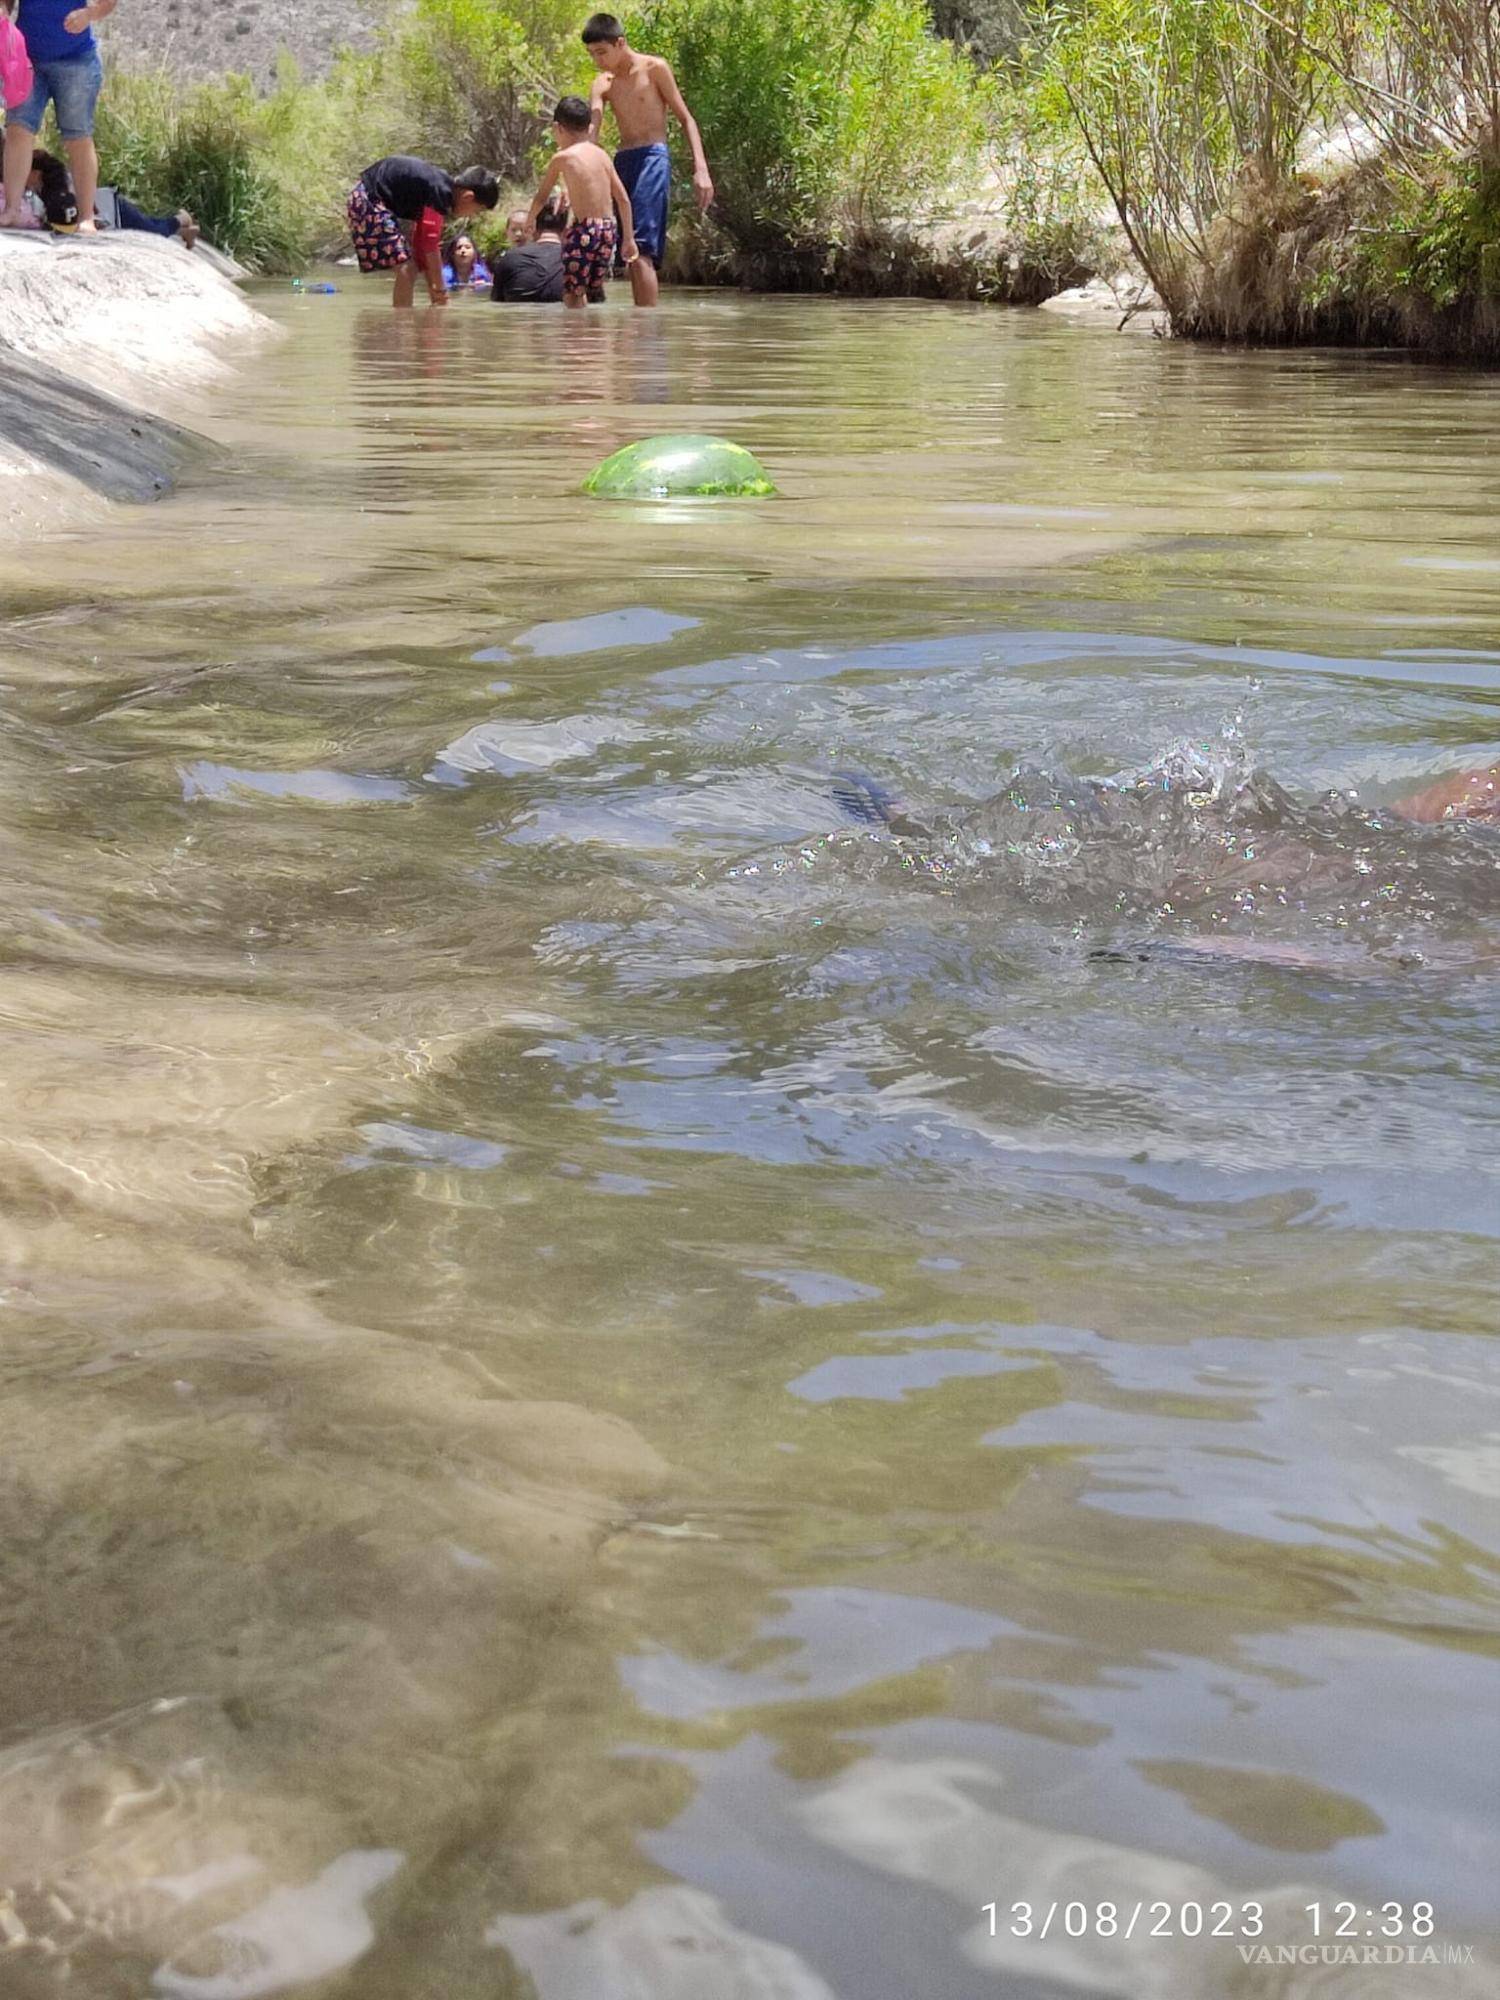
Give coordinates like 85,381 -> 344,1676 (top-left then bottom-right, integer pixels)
0,229 -> 277,542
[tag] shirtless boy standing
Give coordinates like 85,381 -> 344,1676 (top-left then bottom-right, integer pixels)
526,95 -> 640,308
582,11 -> 713,307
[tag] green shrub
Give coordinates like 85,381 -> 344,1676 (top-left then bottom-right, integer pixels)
95,71 -> 304,269
95,55 -> 396,270
388,0 -> 591,184
635,0 -> 993,254
1355,153 -> 1500,310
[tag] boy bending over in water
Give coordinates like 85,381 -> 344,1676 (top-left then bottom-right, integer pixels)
348,155 -> 499,307
583,12 -> 713,307
526,96 -> 639,309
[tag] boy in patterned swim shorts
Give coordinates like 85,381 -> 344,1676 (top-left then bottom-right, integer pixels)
524,96 -> 639,308
348,156 -> 499,307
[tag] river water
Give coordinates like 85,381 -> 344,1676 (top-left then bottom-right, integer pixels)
1,291 -> 1497,1998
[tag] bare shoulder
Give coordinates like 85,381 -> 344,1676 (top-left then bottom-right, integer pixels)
644,53 -> 677,88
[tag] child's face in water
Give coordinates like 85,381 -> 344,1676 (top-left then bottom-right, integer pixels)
506,210 -> 529,246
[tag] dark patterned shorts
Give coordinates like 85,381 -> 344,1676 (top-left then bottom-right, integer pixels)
562,216 -> 618,301
347,183 -> 409,273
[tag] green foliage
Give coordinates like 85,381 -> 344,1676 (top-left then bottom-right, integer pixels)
1356,155 -> 1500,309
1039,0 -> 1336,304
95,54 -> 395,271
1035,0 -> 1499,329
635,0 -> 993,251
389,0 -> 591,183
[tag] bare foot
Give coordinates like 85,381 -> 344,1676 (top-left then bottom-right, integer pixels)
0,208 -> 28,229
77,217 -> 97,233
176,209 -> 200,248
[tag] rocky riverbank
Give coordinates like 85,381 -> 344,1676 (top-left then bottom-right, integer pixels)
0,230 -> 275,542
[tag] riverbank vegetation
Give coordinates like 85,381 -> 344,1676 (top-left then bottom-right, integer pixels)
86,0 -> 1498,355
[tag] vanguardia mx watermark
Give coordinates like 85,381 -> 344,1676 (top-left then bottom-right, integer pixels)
1237,1945 -> 1476,1968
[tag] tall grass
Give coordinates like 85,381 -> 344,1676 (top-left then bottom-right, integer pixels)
94,53 -> 397,271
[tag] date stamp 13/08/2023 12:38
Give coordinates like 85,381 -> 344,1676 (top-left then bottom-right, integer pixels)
980,1900 -> 1479,1972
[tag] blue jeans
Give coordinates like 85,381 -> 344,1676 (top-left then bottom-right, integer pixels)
10,49 -> 104,141
117,194 -> 176,236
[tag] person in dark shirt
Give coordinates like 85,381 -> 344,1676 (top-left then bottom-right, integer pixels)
347,155 -> 499,308
492,197 -> 567,303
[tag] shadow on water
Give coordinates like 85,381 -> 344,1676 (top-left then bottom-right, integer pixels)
0,290 -> 1496,1997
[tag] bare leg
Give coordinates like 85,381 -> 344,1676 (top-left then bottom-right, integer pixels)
629,256 -> 660,307
65,136 -> 98,231
563,290 -> 585,311
391,261 -> 417,308
0,122 -> 37,226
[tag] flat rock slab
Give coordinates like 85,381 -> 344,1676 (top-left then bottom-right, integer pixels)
0,341 -> 205,502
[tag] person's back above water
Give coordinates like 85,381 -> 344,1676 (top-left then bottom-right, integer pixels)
493,198 -> 566,303
524,96 -> 639,308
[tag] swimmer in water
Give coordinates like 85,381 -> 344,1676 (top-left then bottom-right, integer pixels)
830,759 -> 1500,973
1388,763 -> 1500,825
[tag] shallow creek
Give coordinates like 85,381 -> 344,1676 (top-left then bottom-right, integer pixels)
0,289 -> 1497,1998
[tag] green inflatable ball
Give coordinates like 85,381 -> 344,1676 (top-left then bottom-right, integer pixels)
583,434 -> 776,500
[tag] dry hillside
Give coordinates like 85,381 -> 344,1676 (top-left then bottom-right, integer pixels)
98,0 -> 392,88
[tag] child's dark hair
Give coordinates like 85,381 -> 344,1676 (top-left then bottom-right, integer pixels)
32,148 -> 80,228
581,14 -> 624,44
535,194 -> 569,233
453,165 -> 500,209
553,95 -> 591,133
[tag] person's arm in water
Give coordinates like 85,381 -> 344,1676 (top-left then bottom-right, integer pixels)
607,157 -> 640,266
524,156 -> 564,239
1391,763 -> 1500,823
409,206 -> 448,304
651,57 -> 713,210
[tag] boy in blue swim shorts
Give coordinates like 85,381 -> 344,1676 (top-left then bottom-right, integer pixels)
583,11 -> 714,308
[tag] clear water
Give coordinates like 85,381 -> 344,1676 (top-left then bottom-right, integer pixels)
1,290 -> 1497,1998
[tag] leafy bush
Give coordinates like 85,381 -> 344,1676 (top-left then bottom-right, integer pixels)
1040,0 -> 1335,311
635,0 -> 993,253
1037,0 -> 1499,331
1354,153 -> 1500,310
388,0 -> 591,184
